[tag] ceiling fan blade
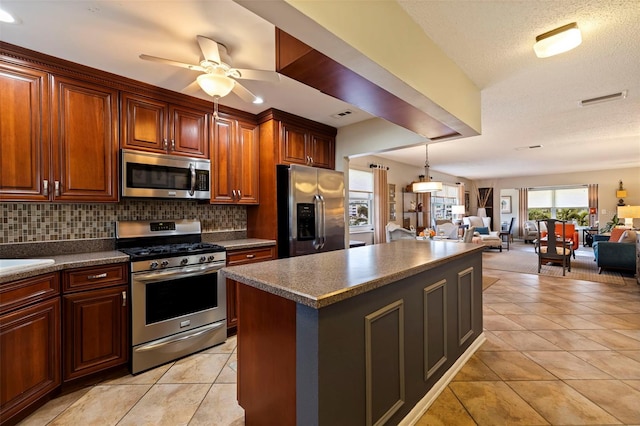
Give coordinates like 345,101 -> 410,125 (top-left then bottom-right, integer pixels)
182,80 -> 201,95
197,35 -> 221,65
234,68 -> 281,83
231,82 -> 260,104
139,54 -> 205,72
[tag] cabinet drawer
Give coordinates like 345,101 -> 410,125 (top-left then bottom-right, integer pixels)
227,247 -> 275,266
63,263 -> 128,293
0,273 -> 60,314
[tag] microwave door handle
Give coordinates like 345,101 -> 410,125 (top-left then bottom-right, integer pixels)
189,163 -> 196,196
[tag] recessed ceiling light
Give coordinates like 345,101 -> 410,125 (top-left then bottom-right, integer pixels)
0,8 -> 16,23
534,22 -> 582,58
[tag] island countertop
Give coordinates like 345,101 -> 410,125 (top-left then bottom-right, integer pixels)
220,239 -> 483,309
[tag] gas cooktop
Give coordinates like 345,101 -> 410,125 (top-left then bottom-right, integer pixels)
120,242 -> 226,261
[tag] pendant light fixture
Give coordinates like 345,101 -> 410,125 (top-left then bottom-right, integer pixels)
412,144 -> 442,193
533,22 -> 582,58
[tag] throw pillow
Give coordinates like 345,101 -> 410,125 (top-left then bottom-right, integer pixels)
609,227 -> 627,242
618,230 -> 637,244
476,227 -> 489,235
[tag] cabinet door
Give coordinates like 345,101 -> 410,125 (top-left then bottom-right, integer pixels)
62,285 -> 128,381
280,122 -> 308,165
0,298 -> 61,423
226,246 -> 275,333
121,92 -> 168,153
51,76 -> 119,202
309,132 -> 335,169
0,63 -> 50,201
211,117 -> 235,203
170,105 -> 208,158
234,121 -> 259,204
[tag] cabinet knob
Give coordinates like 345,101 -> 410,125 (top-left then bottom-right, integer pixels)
232,189 -> 237,199
163,139 -> 168,149
171,139 -> 175,150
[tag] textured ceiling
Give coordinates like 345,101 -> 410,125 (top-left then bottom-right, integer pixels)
0,1 -> 638,180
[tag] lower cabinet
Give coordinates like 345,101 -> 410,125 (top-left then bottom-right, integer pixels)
62,263 -> 129,382
225,246 -> 275,334
0,274 -> 61,425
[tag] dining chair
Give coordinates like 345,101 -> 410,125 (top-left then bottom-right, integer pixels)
536,218 -> 571,276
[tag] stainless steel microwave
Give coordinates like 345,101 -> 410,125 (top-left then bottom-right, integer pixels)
121,149 -> 211,200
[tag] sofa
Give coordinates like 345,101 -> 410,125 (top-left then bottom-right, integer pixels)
462,216 -> 502,251
593,228 -> 636,274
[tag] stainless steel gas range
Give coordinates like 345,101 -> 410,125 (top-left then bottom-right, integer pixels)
116,219 -> 227,374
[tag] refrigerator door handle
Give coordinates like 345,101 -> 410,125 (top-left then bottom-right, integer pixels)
313,194 -> 322,250
319,194 -> 326,249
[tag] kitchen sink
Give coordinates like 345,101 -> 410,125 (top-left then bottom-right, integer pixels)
0,258 -> 55,275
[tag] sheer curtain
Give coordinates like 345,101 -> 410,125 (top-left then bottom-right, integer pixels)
518,188 -> 529,238
373,168 -> 389,244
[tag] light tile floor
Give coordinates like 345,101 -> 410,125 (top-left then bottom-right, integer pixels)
20,270 -> 640,425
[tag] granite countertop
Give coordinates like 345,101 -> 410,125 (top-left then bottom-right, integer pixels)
217,239 -> 276,250
0,251 -> 130,284
220,240 -> 483,309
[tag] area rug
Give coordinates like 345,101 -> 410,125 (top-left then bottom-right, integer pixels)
482,243 -> 629,286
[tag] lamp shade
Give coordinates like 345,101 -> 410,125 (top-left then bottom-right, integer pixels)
197,73 -> 235,98
533,22 -> 582,58
451,205 -> 466,215
616,190 -> 628,198
618,205 -> 640,219
412,181 -> 442,193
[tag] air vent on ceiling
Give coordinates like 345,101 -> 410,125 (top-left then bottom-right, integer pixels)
330,110 -> 354,119
515,145 -> 544,151
580,90 -> 627,107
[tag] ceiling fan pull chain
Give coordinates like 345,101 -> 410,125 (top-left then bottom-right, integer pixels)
213,96 -> 220,118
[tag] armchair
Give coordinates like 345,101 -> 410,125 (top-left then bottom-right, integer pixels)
593,229 -> 636,274
385,222 -> 415,241
523,221 -> 538,243
462,216 -> 503,251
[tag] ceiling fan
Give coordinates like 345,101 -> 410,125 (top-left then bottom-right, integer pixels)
140,35 -> 280,105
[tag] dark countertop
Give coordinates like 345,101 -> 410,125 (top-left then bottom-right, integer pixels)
220,239 -> 483,309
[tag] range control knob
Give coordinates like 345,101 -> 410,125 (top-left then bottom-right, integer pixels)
150,261 -> 159,269
181,258 -> 189,266
199,256 -> 206,263
207,255 -> 215,262
161,260 -> 169,268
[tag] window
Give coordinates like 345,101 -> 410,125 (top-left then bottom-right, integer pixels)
349,169 -> 373,229
430,184 -> 459,221
528,186 -> 589,225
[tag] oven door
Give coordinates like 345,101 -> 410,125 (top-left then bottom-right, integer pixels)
131,263 -> 226,346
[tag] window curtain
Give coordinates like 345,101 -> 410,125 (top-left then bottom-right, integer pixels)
588,184 -> 598,228
518,188 -> 528,238
373,168 -> 388,244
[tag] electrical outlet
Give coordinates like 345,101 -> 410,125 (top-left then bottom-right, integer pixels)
601,209 -> 607,214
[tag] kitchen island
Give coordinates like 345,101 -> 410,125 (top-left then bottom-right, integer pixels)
220,239 -> 485,426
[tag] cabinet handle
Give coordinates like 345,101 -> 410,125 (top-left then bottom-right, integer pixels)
122,291 -> 127,307
310,156 -> 314,165
171,139 -> 175,150
54,181 -> 60,197
236,189 -> 242,199
232,189 -> 237,199
246,254 -> 255,259
87,272 -> 107,280
43,180 -> 49,196
163,139 -> 168,149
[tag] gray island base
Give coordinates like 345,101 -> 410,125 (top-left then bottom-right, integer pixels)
220,239 -> 485,426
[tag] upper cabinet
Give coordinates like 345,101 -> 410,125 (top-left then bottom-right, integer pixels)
0,60 -> 119,202
211,115 -> 259,204
121,92 -> 209,159
280,121 -> 335,169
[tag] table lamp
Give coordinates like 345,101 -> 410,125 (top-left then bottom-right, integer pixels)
617,205 -> 640,228
451,204 -> 466,224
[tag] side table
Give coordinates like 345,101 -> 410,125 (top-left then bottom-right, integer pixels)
582,228 -> 599,247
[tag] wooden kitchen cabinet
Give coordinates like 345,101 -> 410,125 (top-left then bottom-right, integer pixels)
281,121 -> 335,169
0,273 -> 61,425
121,92 -> 209,158
61,264 -> 129,382
211,115 -> 259,204
0,61 -> 50,201
225,246 -> 275,334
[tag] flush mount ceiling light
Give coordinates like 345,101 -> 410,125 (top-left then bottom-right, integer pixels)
0,7 -> 16,23
534,22 -> 582,58
412,144 -> 443,193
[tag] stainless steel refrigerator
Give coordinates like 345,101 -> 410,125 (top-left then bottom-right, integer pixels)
277,164 -> 345,258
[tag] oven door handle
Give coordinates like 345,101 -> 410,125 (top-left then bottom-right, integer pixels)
134,264 -> 222,283
134,321 -> 225,352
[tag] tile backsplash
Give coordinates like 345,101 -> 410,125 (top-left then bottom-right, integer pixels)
1,200 -> 246,244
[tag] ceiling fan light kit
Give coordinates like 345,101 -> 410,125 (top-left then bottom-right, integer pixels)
534,22 -> 582,58
197,73 -> 235,98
